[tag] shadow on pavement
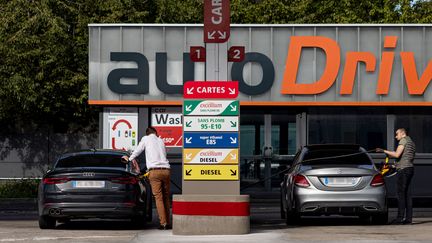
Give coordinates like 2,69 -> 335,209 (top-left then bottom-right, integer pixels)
54,219 -> 158,231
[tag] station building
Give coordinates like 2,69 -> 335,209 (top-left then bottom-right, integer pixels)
89,24 -> 432,197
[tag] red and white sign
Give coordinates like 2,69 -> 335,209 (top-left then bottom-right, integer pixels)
108,114 -> 138,151
204,0 -> 230,43
154,126 -> 183,147
183,81 -> 238,99
151,109 -> 183,147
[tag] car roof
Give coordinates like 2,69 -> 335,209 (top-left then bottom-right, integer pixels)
58,149 -> 129,160
305,144 -> 361,151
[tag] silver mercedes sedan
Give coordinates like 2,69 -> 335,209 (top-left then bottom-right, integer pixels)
280,144 -> 387,225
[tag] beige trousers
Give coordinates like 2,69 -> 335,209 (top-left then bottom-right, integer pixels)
148,169 -> 171,225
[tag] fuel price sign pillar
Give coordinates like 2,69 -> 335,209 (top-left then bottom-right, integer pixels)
172,0 -> 250,235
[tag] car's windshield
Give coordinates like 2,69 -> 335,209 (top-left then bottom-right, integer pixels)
55,154 -> 126,168
301,149 -> 373,169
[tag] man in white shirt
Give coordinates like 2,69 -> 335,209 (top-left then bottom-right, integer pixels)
122,127 -> 171,230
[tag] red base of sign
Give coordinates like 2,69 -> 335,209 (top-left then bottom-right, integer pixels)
172,201 -> 250,216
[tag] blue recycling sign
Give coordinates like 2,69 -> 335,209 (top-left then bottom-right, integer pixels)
183,132 -> 239,148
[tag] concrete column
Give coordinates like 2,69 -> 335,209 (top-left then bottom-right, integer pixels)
172,195 -> 250,235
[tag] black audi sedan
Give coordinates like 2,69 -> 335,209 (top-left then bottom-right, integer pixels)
38,149 -> 152,229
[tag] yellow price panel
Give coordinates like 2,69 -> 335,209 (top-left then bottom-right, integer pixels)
183,149 -> 238,164
183,165 -> 239,181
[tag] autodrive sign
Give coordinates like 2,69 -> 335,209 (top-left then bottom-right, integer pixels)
89,25 -> 432,104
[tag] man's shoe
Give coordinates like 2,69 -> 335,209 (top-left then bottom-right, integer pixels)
389,219 -> 404,225
165,224 -> 172,229
402,220 -> 412,225
158,224 -> 168,230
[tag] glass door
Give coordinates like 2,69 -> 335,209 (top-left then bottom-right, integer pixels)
240,113 -> 297,192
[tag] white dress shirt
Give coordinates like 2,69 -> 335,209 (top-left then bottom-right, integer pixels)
129,134 -> 170,169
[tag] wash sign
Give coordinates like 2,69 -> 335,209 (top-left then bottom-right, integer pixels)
183,149 -> 238,164
151,108 -> 183,147
184,100 -> 239,116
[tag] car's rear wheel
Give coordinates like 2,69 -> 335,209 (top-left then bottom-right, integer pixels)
131,215 -> 147,229
280,193 -> 286,219
39,215 -> 56,229
371,211 -> 388,225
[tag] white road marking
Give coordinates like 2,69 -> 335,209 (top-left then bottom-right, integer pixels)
0,235 -> 130,242
0,239 -> 27,242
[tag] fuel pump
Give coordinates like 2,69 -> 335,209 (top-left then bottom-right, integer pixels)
262,146 -> 273,190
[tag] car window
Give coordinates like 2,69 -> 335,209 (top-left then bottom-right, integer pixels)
55,154 -> 126,169
301,149 -> 373,168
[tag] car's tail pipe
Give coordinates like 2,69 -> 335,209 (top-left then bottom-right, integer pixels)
363,206 -> 378,211
48,208 -> 62,216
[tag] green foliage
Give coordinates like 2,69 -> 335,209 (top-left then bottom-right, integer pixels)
0,0 -> 156,133
155,0 -> 203,23
0,0 -> 430,133
0,179 -> 40,198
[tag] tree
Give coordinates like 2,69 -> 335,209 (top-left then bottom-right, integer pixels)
0,0 -> 427,134
0,0 -> 156,133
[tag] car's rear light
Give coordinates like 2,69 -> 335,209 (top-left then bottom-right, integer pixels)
370,174 -> 385,187
123,201 -> 136,207
294,174 -> 310,188
110,177 -> 138,184
43,177 -> 70,184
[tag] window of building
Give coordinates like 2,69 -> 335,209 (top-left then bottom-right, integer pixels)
395,115 -> 432,153
308,112 -> 387,151
240,125 -> 256,156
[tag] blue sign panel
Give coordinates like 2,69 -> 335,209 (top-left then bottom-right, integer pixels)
183,132 -> 239,148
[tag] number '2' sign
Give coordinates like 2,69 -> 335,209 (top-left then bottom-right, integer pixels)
228,46 -> 245,62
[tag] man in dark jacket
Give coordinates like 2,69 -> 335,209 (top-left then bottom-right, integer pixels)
377,128 -> 415,225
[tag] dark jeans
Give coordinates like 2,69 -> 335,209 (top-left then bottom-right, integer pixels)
396,167 -> 414,222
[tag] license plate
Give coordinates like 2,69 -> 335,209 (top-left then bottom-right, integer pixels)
72,181 -> 105,188
321,177 -> 360,187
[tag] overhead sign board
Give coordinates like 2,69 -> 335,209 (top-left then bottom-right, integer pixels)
204,0 -> 230,43
183,81 -> 238,99
183,100 -> 239,116
183,132 -> 239,148
183,149 -> 238,164
184,116 -> 239,132
184,165 -> 239,180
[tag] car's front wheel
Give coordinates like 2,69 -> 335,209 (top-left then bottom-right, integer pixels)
39,215 -> 56,229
